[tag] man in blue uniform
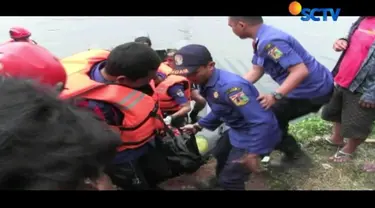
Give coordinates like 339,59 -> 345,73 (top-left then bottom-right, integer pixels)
228,16 -> 334,167
174,44 -> 281,190
164,48 -> 207,123
154,71 -> 191,127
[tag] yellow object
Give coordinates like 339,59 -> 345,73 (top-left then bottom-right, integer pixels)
196,136 -> 208,154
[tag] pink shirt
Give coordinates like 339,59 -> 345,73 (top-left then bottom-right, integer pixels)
335,17 -> 375,88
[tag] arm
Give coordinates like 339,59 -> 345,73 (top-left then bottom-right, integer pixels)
197,111 -> 223,131
167,84 -> 191,119
360,65 -> 375,105
191,88 -> 207,112
264,40 -> 309,96
243,55 -> 265,84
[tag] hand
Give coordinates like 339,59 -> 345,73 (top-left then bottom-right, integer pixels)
257,94 -> 276,110
163,116 -> 172,125
359,100 -> 375,108
333,39 -> 348,52
181,124 -> 198,134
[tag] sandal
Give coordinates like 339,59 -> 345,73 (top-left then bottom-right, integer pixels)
329,150 -> 353,163
324,137 -> 345,147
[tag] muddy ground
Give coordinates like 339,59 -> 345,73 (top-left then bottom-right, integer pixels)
159,136 -> 375,190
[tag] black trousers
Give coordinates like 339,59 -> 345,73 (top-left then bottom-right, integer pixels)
271,94 -> 331,158
106,145 -> 172,190
212,131 -> 269,190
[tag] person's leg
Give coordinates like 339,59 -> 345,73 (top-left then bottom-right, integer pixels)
212,130 -> 232,176
329,89 -> 375,162
321,86 -> 345,146
217,147 -> 251,190
272,96 -> 325,167
272,98 -> 309,158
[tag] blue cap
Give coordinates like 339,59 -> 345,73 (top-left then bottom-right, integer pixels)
172,44 -> 212,75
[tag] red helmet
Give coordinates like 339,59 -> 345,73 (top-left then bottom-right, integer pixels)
0,42 -> 67,87
9,27 -> 32,39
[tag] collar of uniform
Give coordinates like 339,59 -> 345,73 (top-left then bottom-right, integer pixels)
90,61 -> 112,84
256,24 -> 267,40
204,68 -> 219,88
254,24 -> 268,50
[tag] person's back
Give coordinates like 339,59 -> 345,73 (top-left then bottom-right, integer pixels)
201,68 -> 280,153
255,24 -> 333,98
0,78 -> 120,190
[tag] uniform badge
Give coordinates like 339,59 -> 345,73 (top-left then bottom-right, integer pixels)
176,89 -> 185,97
213,91 -> 219,99
229,91 -> 249,106
174,54 -> 183,66
268,46 -> 283,60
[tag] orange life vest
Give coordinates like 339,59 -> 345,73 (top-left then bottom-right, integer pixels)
156,63 -> 191,112
60,49 -> 165,152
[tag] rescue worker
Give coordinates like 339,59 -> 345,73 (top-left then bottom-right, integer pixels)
177,44 -> 281,190
8,27 -> 37,44
228,16 -> 334,167
0,42 -> 119,190
154,63 -> 192,127
166,48 -> 207,123
134,36 -> 152,47
60,42 -> 172,190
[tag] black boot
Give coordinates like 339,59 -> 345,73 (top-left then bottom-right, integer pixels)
270,149 -> 312,169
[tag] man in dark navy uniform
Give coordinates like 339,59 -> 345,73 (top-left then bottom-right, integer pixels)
228,16 -> 334,167
174,44 -> 281,190
164,48 -> 207,123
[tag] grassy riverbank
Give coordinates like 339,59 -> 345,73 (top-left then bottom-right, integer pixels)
268,115 -> 375,190
160,115 -> 375,190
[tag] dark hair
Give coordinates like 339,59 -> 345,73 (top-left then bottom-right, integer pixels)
134,36 -> 152,47
106,42 -> 161,80
230,16 -> 263,25
0,78 -> 121,190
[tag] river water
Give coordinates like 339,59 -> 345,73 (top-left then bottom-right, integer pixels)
0,16 -> 358,93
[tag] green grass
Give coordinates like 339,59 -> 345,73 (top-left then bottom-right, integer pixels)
289,115 -> 375,142
289,115 -> 332,142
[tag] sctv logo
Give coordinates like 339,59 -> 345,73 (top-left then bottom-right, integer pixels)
288,1 -> 341,21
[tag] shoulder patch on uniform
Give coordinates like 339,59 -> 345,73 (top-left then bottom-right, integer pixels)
176,89 -> 184,97
226,87 -> 242,94
229,91 -> 250,106
267,46 -> 283,61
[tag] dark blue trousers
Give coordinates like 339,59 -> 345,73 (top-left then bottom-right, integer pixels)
212,131 -> 251,190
